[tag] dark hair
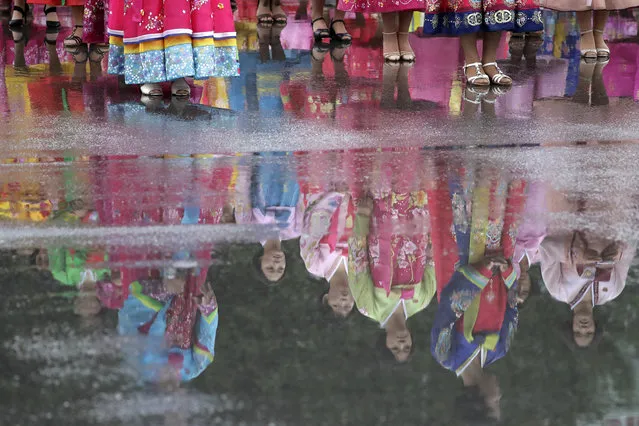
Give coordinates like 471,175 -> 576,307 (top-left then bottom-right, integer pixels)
560,318 -> 604,350
376,330 -> 414,364
251,249 -> 288,287
453,386 -> 498,426
319,289 -> 354,319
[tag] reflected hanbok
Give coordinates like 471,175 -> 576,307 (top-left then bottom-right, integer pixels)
118,274 -> 218,382
430,169 -> 527,375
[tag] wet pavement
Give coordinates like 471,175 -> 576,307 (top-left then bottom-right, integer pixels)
2,3 -> 639,426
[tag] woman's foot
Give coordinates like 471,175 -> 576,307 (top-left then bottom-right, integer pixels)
89,44 -> 108,64
330,19 -> 352,44
593,29 -> 610,59
482,62 -> 512,86
463,62 -> 490,87
382,32 -> 400,62
463,85 -> 489,105
579,30 -> 597,59
257,0 -> 273,25
9,3 -> 28,27
171,78 -> 191,97
141,83 -> 163,97
397,32 -> 414,62
271,2 -> 287,26
64,25 -> 84,50
312,16 -> 330,42
71,43 -> 89,64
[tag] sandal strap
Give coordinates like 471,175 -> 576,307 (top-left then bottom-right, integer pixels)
593,29 -> 604,33
312,17 -> 327,25
580,29 -> 593,35
483,62 -> 508,82
12,5 -> 26,15
44,6 -> 57,13
464,61 -> 483,69
330,19 -> 346,26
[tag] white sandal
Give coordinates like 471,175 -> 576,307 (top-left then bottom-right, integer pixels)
579,30 -> 598,59
593,29 -> 610,59
482,62 -> 512,86
463,62 -> 490,87
140,83 -> 163,97
463,85 -> 489,104
171,78 -> 191,97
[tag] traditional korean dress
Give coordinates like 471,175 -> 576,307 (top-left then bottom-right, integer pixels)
107,0 -> 239,84
539,231 -> 635,308
118,274 -> 218,382
234,152 -> 303,242
422,0 -> 544,36
300,191 -> 355,280
349,190 -> 436,326
431,169 -> 526,376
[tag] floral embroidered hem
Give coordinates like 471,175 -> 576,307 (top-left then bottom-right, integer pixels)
422,0 -> 544,35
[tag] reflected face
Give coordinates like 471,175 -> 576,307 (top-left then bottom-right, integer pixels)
35,249 -> 49,270
74,281 -> 101,317
516,271 -> 531,305
324,286 -> 354,317
386,330 -> 412,362
573,311 -> 596,347
261,251 -> 286,282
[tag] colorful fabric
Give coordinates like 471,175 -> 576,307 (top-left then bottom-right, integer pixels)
300,191 -> 354,280
349,191 -> 436,325
338,0 -> 425,15
432,270 -> 518,376
430,169 -> 526,375
48,247 -> 111,287
539,232 -> 635,307
422,0 -> 544,35
233,152 -> 303,241
118,278 -> 218,382
107,0 -> 239,84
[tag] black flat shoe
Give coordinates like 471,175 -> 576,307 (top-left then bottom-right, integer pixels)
9,4 -> 28,28
329,19 -> 352,44
44,6 -> 61,33
312,17 -> 330,42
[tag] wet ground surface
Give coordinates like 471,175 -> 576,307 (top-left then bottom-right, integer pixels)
2,3 -> 639,426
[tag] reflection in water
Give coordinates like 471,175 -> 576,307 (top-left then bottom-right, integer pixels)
3,3 -> 639,425
1,150 -> 639,424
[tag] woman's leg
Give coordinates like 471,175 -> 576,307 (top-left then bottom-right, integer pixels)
311,0 -> 328,35
397,11 -> 414,60
593,10 -> 610,55
382,12 -> 400,61
71,5 -> 84,28
577,10 -> 596,57
482,31 -> 512,85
